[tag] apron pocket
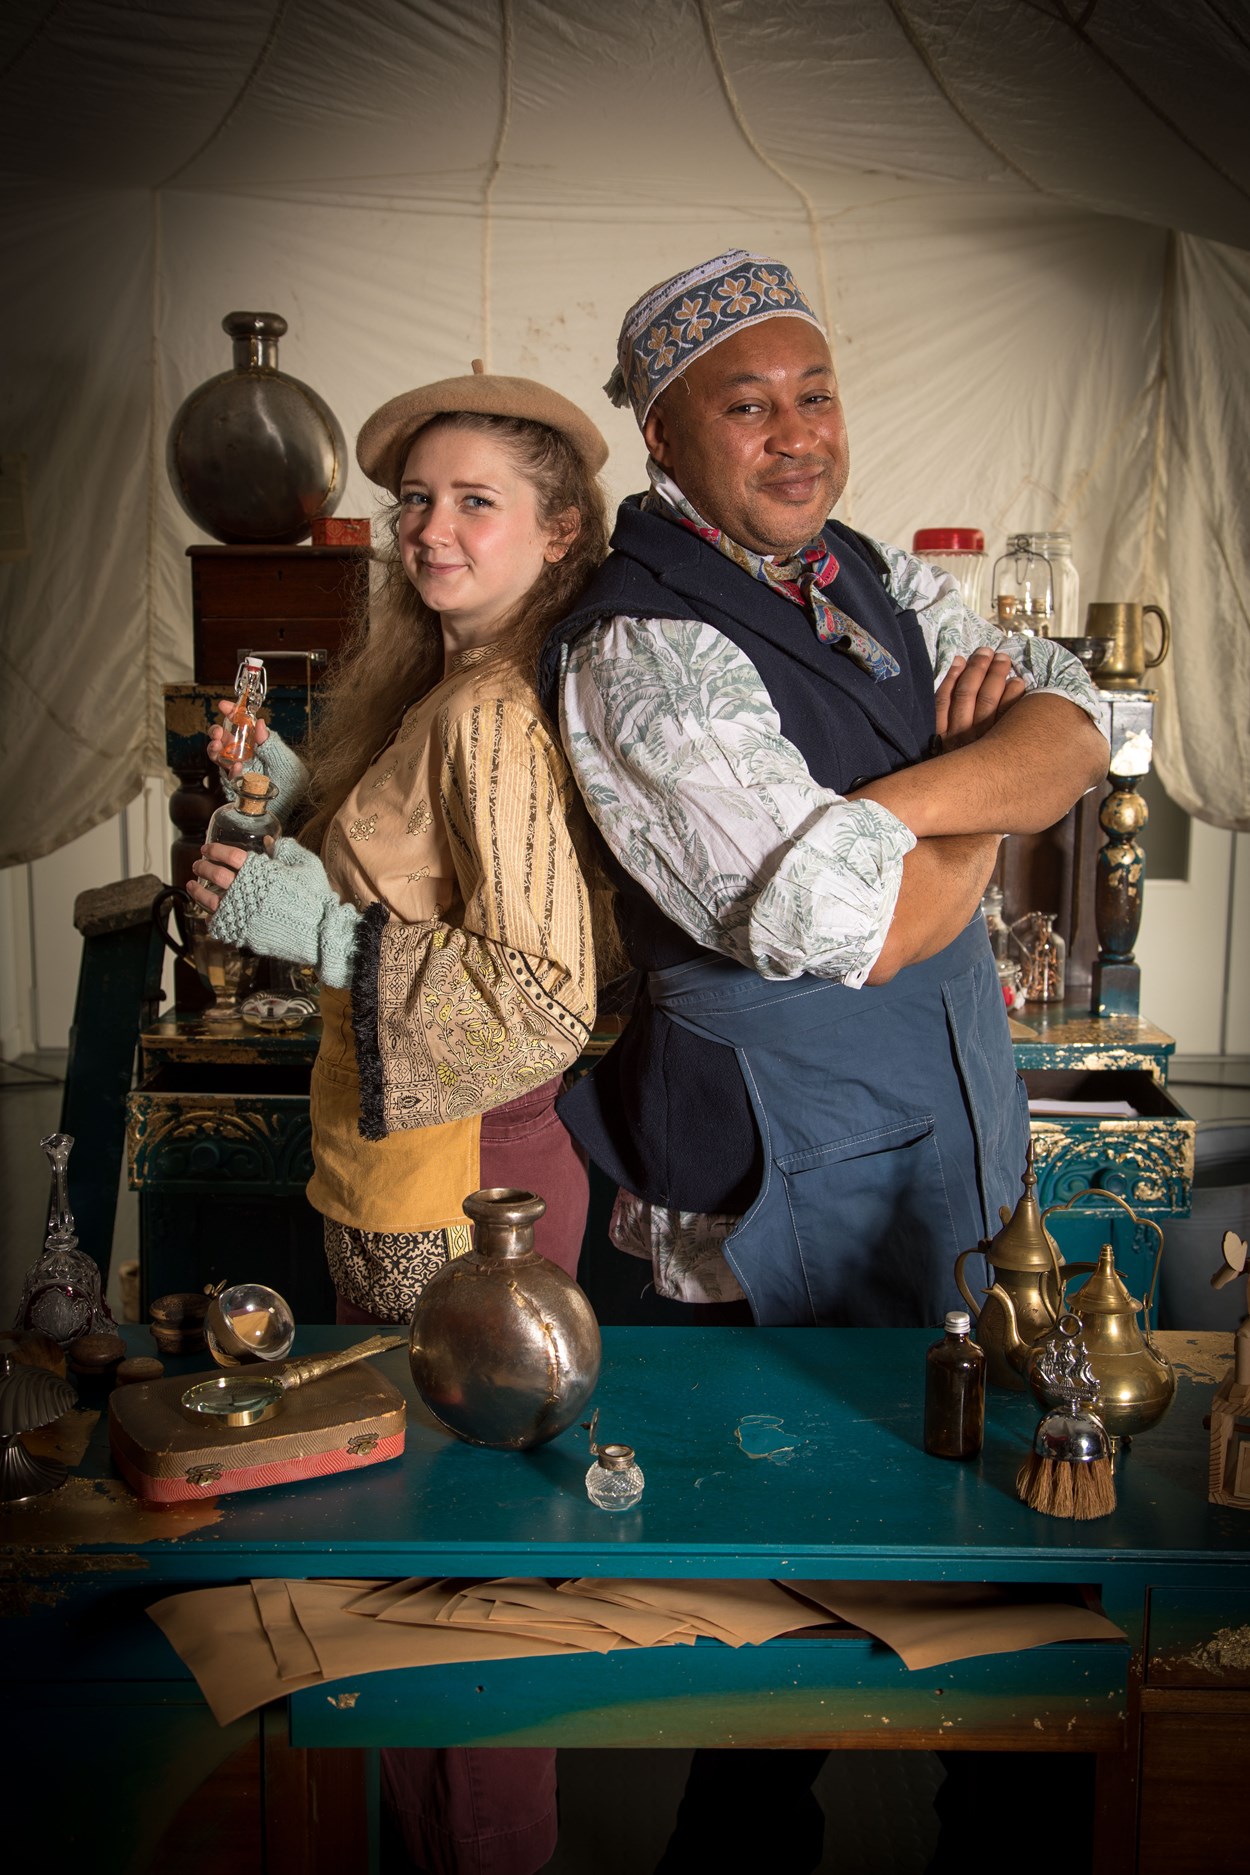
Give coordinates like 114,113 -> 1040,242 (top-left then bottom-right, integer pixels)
942,959 -> 1031,1230
775,1116 -> 962,1326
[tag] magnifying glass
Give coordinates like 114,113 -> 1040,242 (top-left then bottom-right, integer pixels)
180,1333 -> 405,1425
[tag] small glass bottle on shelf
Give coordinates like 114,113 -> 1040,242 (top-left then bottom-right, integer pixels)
220,655 -> 267,765
1013,911 -> 1067,1003
585,1442 -> 645,1512
206,773 -> 281,855
924,1310 -> 986,1460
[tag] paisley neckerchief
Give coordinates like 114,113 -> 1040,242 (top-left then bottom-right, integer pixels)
643,462 -> 901,683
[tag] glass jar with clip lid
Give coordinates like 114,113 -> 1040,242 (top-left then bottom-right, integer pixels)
992,532 -> 1079,638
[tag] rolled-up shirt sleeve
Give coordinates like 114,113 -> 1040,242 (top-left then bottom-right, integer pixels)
870,537 -> 1112,742
560,615 -> 916,987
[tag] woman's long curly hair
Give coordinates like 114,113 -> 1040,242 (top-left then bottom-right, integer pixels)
298,410 -> 623,979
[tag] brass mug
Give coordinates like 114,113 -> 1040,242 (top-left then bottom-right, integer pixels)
1083,600 -> 1170,689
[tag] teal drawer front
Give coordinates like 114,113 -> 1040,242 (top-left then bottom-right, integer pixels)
289,1635 -> 1129,1751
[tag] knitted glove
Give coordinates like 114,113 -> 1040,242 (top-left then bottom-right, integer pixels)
209,837 -> 360,988
241,728 -> 309,812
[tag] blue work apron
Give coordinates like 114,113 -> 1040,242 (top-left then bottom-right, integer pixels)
648,916 -> 1028,1327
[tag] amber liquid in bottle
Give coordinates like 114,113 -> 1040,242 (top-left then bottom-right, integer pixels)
924,1310 -> 986,1459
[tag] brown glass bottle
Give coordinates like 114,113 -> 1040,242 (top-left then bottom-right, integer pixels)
924,1310 -> 986,1459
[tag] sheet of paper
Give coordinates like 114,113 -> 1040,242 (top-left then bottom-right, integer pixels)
149,1584 -> 325,1726
252,1578 -> 322,1680
344,1577 -> 434,1615
464,1580 -> 681,1645
285,1580 -> 586,1682
789,1581 -> 1126,1671
562,1578 -> 836,1647
1027,1098 -> 1138,1117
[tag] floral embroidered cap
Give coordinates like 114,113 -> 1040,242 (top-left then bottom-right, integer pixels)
606,249 -> 824,427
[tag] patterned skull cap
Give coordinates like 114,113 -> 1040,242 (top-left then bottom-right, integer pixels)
605,249 -> 824,427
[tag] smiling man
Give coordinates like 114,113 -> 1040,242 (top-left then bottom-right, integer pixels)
540,249 -> 1109,1331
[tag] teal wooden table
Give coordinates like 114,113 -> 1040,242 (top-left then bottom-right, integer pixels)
5,1327 -> 1247,1875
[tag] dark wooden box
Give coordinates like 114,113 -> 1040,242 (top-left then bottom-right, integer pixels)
188,544 -> 371,686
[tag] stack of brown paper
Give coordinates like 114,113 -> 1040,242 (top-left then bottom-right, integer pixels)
147,1575 -> 1124,1727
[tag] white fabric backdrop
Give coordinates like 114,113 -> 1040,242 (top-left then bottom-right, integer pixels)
1,0 -> 1246,864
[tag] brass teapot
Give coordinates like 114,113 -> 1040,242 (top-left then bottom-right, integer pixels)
1029,1188 -> 1176,1442
955,1146 -> 1065,1390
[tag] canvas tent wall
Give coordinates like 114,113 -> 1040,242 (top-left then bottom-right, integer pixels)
1,0 -> 1247,871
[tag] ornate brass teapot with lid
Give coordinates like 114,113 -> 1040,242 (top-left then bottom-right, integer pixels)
1029,1187 -> 1176,1442
955,1145 -> 1066,1390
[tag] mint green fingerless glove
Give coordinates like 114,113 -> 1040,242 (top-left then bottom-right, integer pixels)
209,838 -> 360,988
242,728 -> 309,813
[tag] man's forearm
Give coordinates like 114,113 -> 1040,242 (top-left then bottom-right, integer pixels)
853,693 -> 1108,838
867,832 -> 1001,984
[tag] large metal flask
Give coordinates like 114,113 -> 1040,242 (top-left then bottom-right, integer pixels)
408,1189 -> 602,1450
166,311 -> 346,545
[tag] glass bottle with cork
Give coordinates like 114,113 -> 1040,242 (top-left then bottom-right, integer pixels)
220,655 -> 267,766
206,773 -> 281,855
924,1310 -> 986,1459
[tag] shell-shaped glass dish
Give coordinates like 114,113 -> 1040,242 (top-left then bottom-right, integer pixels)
239,992 -> 317,1031
205,1282 -> 296,1367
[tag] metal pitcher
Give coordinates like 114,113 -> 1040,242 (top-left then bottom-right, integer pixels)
955,1145 -> 1065,1390
1033,1187 -> 1176,1441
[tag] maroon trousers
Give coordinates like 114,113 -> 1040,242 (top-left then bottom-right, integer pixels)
334,1075 -> 587,1875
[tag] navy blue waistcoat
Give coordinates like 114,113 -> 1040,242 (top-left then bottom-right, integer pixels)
540,499 -> 941,1215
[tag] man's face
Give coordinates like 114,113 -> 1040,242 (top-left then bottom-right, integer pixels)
643,317 -> 849,556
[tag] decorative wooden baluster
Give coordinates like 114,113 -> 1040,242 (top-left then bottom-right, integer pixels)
1091,689 -> 1155,1019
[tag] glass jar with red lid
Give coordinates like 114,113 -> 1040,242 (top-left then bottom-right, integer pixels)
912,527 -> 987,615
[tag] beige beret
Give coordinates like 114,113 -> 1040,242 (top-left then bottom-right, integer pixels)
356,361 -> 609,494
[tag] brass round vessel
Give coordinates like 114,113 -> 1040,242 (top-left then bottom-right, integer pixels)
408,1189 -> 602,1450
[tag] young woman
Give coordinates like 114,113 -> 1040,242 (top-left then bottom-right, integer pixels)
189,367 -> 611,1875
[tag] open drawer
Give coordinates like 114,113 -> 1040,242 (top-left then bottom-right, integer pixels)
1023,1068 -> 1194,1217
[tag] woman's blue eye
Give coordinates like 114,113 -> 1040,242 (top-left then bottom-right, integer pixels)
400,490 -> 428,507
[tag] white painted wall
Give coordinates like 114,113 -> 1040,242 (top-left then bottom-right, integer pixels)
1137,826 -> 1250,1056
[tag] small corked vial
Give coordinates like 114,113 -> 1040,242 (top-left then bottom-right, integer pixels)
585,1441 -> 645,1513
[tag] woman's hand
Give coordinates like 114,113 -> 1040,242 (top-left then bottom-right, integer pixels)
189,839 -> 266,913
208,699 -> 269,780
935,648 -> 1027,750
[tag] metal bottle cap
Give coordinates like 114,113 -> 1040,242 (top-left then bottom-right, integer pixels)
596,1443 -> 636,1471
